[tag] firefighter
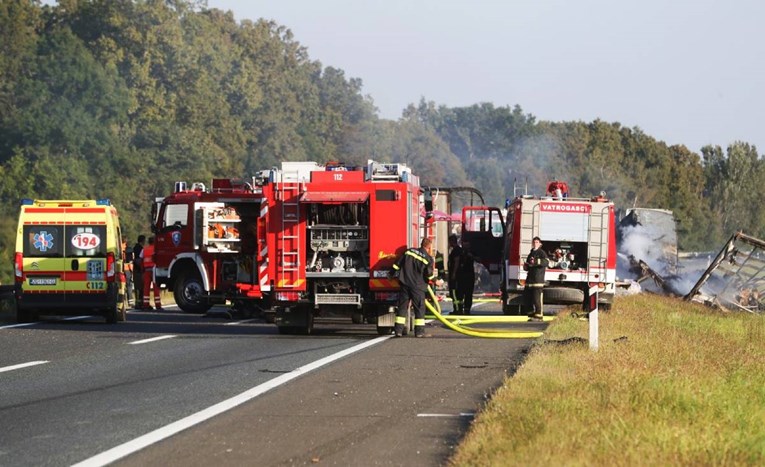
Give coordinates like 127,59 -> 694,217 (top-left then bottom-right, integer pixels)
122,240 -> 133,303
457,241 -> 476,314
140,236 -> 164,311
392,238 -> 438,337
447,234 -> 463,314
132,234 -> 146,307
523,236 -> 548,320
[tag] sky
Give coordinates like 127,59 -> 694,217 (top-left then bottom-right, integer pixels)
207,0 -> 764,154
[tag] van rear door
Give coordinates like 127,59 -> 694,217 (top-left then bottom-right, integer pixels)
22,224 -> 67,294
66,224 -> 109,295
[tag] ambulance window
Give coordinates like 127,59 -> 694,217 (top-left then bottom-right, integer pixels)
23,226 -> 64,258
66,226 -> 108,257
164,204 -> 188,228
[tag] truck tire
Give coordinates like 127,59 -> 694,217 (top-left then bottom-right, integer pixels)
300,311 -> 315,335
174,271 -> 212,314
543,287 -> 584,305
17,307 -> 37,324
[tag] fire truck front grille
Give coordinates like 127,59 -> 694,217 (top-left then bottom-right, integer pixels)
315,293 -> 362,306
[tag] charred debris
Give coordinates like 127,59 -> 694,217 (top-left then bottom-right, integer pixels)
618,209 -> 764,313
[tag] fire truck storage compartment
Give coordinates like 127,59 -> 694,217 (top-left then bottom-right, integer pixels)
195,202 -> 259,254
306,201 -> 370,274
194,201 -> 261,286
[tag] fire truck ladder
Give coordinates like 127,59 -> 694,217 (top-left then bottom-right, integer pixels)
278,173 -> 303,289
587,206 -> 609,275
520,204 -> 539,254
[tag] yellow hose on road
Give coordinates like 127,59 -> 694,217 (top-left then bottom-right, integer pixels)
424,287 -> 544,339
425,314 -> 555,324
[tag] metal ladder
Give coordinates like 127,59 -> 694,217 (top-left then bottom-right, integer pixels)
519,202 -> 539,257
587,206 -> 609,274
277,172 -> 302,288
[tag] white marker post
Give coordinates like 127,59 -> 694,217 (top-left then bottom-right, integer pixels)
589,286 -> 599,351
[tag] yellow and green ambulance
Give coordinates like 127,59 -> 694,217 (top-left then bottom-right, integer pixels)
13,199 -> 128,323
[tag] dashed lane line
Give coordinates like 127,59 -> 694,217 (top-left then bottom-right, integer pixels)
128,335 -> 177,345
0,360 -> 49,374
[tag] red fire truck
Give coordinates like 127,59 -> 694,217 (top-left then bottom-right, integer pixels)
150,160 -> 424,334
150,179 -> 270,314
461,181 -> 617,313
262,160 -> 423,335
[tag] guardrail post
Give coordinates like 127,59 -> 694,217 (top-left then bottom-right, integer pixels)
588,286 -> 599,351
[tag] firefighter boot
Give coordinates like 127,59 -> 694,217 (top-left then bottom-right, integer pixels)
394,315 -> 406,337
414,318 -> 431,338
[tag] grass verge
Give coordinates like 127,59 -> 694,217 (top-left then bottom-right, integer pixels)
449,294 -> 765,466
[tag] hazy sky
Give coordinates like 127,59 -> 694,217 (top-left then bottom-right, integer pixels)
210,0 -> 763,154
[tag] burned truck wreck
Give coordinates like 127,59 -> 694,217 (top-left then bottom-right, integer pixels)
684,232 -> 765,313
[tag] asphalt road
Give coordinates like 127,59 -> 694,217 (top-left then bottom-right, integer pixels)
0,299 -> 545,466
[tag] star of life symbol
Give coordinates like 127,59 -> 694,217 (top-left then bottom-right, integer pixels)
34,231 -> 55,252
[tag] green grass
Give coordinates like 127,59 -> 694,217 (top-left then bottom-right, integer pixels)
449,294 -> 765,466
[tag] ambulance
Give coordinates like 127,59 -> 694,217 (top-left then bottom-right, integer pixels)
13,199 -> 128,323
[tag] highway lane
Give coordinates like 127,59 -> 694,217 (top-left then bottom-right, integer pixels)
0,306 -> 390,466
116,299 -> 547,466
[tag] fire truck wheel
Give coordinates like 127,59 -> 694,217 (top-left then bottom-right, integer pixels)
174,271 -> 212,314
351,312 -> 364,324
544,287 -> 585,304
376,326 -> 393,335
300,308 -> 315,335
277,310 -> 314,335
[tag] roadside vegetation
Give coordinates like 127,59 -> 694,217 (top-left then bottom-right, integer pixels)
450,293 -> 765,466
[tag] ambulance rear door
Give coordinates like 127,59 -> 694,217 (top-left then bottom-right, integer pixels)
21,223 -> 67,296
65,221 -> 110,297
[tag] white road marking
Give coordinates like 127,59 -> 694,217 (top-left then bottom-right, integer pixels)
224,319 -> 260,325
72,335 -> 392,467
1,315 -> 95,329
0,322 -> 34,329
128,335 -> 177,345
0,360 -> 49,374
417,412 -> 475,418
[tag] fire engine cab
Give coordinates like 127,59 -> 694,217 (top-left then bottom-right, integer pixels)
151,179 -> 269,314
462,181 -> 617,313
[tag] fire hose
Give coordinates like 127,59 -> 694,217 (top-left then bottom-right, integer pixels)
423,286 -> 545,339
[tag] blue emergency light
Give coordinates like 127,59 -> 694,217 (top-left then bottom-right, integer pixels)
96,199 -> 111,206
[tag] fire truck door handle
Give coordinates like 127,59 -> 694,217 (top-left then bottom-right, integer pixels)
71,260 -> 79,271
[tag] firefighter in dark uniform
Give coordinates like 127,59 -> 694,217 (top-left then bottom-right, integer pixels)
524,236 -> 548,320
457,241 -> 476,314
392,237 -> 438,337
447,234 -> 463,313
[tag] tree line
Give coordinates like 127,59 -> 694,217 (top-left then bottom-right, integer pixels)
1,0 -> 762,284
